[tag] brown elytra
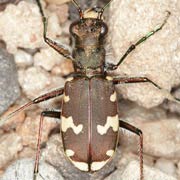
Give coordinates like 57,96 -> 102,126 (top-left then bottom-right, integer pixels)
61,76 -> 119,171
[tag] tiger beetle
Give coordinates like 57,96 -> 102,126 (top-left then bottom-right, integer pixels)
1,0 -> 179,180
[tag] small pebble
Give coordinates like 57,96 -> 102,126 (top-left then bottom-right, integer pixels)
14,49 -> 33,67
18,147 -> 35,159
118,100 -> 166,122
0,105 -> 25,131
121,118 -> 180,159
0,1 -> 62,53
0,49 -> 20,114
0,133 -> 23,169
155,158 -> 176,177
1,158 -> 64,180
141,118 -> 180,158
51,59 -> 74,76
18,67 -> 52,98
34,47 -> 64,71
47,4 -> 69,24
0,0 -> 20,11
18,66 -> 65,101
16,112 -> 59,149
105,161 -> 177,180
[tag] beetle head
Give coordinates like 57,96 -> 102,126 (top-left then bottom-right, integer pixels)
70,0 -> 112,70
70,5 -> 108,43
70,0 -> 113,42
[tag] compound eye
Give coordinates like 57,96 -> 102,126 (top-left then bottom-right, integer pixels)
100,23 -> 108,36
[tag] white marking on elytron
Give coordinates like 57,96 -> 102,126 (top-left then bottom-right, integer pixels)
110,91 -> 117,102
106,76 -> 113,81
72,161 -> 88,171
64,94 -> 70,102
65,149 -> 75,157
91,150 -> 115,171
106,150 -> 114,157
66,77 -> 74,82
97,115 -> 119,135
61,116 -> 83,134
91,159 -> 109,171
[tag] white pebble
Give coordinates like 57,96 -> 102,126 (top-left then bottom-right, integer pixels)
18,67 -> 51,98
122,161 -> 177,180
105,161 -> 177,180
0,133 -> 23,169
1,158 -> 64,180
34,47 -> 64,71
0,1 -> 62,54
15,50 -> 33,67
18,67 -> 65,108
155,158 -> 176,177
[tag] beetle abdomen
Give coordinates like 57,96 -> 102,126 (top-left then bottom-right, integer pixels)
61,76 -> 119,171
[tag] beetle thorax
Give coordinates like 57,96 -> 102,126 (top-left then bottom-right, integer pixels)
70,18 -> 108,71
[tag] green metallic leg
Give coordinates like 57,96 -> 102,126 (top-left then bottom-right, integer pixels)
106,11 -> 171,70
36,0 -> 73,59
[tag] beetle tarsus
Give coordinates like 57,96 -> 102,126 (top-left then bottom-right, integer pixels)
33,172 -> 38,180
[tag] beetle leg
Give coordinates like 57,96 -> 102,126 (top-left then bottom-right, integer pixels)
113,76 -> 161,89
113,76 -> 180,103
106,11 -> 171,70
36,0 -> 73,60
120,120 -> 143,180
0,88 -> 64,127
34,110 -> 61,180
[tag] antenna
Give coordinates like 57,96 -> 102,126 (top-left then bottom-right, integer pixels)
72,0 -> 84,19
99,0 -> 113,19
